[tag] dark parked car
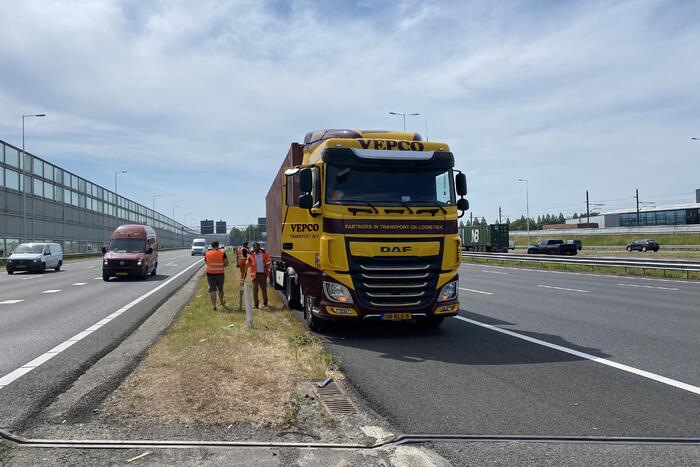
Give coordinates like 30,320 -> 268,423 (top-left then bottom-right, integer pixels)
566,239 -> 583,251
527,239 -> 578,255
626,239 -> 659,252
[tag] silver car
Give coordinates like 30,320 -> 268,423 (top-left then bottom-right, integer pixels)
6,242 -> 63,274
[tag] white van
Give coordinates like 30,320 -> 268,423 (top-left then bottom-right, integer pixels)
6,242 -> 63,274
191,238 -> 207,256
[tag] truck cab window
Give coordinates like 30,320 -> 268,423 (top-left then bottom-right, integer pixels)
286,173 -> 300,207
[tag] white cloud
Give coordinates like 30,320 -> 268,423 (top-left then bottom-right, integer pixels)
0,0 -> 698,225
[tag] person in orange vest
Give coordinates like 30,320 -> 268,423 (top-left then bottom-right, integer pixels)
242,242 -> 271,309
205,241 -> 228,311
236,242 -> 249,277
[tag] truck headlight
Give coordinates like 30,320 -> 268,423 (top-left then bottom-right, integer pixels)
438,281 -> 458,302
323,281 -> 353,304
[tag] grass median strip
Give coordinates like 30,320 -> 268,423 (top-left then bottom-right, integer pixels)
105,262 -> 341,428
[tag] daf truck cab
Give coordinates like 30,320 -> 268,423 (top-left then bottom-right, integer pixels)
266,129 -> 468,332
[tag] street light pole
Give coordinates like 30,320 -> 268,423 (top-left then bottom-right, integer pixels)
389,112 -> 420,132
114,170 -> 127,195
172,205 -> 180,220
518,178 -> 530,245
152,194 -> 162,211
21,113 -> 46,243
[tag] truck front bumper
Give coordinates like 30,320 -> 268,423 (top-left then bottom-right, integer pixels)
314,299 -> 460,322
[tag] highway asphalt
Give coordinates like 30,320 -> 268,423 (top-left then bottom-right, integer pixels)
0,249 -> 203,430
315,263 -> 700,461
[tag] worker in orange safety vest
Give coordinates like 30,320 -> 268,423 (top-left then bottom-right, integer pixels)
241,242 -> 271,309
205,241 -> 228,311
236,242 -> 249,276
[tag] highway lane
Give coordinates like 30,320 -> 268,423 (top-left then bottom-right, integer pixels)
0,249 -> 202,429
317,265 -> 700,439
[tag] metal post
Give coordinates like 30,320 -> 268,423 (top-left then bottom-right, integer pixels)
498,207 -> 502,224
586,190 -> 590,225
635,189 -> 641,226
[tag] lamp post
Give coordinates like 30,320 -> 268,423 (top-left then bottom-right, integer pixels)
152,193 -> 163,211
21,113 -> 46,242
389,111 -> 420,132
114,170 -> 127,195
184,212 -> 192,227
172,205 -> 180,220
517,178 -> 530,245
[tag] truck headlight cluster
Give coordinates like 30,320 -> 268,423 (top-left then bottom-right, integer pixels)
438,281 -> 458,302
323,281 -> 353,304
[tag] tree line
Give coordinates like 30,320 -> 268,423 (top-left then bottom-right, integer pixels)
459,212 -> 600,231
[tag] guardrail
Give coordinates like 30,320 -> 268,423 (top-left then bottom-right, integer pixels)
462,252 -> 700,279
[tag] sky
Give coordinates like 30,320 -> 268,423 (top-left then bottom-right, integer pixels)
1,0 -> 699,228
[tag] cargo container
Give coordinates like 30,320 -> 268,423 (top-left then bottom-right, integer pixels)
462,224 -> 509,252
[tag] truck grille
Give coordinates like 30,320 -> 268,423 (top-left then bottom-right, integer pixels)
350,257 -> 439,309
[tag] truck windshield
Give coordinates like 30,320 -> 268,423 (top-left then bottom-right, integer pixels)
326,167 -> 455,206
13,244 -> 44,254
108,238 -> 146,253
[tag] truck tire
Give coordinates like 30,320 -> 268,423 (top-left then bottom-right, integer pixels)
286,276 -> 302,310
304,295 -> 326,333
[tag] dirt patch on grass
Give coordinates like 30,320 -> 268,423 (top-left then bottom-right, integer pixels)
105,263 -> 341,428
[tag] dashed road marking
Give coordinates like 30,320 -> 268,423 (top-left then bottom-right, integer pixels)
84,266 -> 96,269
21,276 -> 41,280
72,283 -> 87,286
459,287 -> 494,295
617,283 -> 679,291
93,277 -> 102,280
537,284 -> 589,293
482,270 -> 507,274
453,315 -> 700,396
0,259 -> 204,390
40,290 -> 62,294
0,300 -> 24,305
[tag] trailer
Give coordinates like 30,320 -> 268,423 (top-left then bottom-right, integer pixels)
462,224 -> 510,252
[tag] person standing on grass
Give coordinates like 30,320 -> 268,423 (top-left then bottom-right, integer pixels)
205,241 -> 228,311
241,241 -> 270,309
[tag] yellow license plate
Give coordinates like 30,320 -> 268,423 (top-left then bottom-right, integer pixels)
382,313 -> 412,321
116,272 -> 129,276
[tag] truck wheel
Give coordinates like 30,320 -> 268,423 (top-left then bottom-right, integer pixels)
304,295 -> 326,333
286,276 -> 302,310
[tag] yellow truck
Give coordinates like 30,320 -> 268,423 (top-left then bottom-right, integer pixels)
265,129 -> 469,331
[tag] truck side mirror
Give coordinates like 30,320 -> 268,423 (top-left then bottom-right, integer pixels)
101,246 -> 107,255
456,173 -> 467,196
299,168 -> 313,193
299,194 -> 313,210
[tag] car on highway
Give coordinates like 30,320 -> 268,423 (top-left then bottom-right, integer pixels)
527,239 -> 578,255
626,239 -> 659,252
191,238 -> 207,255
566,239 -> 583,251
5,242 -> 63,274
102,224 -> 158,280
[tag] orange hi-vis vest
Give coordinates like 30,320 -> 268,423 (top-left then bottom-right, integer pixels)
205,249 -> 225,275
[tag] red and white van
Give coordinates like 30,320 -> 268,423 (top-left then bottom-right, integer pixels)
102,225 -> 158,281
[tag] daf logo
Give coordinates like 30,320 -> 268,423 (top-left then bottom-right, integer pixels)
120,261 -> 125,266
380,246 -> 412,253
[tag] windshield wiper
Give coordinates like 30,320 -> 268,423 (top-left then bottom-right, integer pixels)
401,201 -> 414,214
416,204 -> 448,215
347,201 -> 380,216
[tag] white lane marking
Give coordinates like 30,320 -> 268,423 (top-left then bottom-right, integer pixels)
459,287 -> 494,295
40,289 -> 62,294
453,315 -> 700,396
93,277 -> 102,280
21,276 -> 41,280
481,270 -> 507,274
0,300 -> 24,305
0,259 -> 204,390
72,283 -> 87,286
537,284 -> 589,293
84,266 -> 96,269
617,283 -> 679,291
